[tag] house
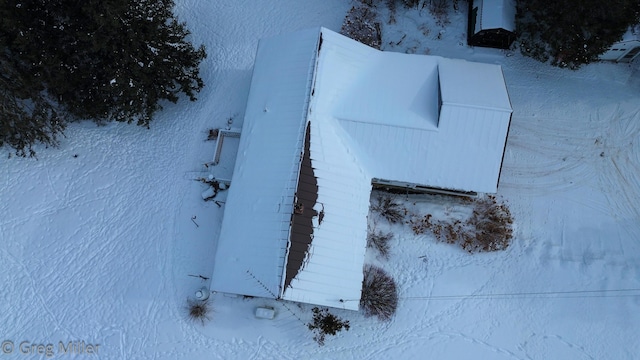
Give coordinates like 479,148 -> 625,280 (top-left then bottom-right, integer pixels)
210,27 -> 512,311
467,0 -> 517,49
600,26 -> 640,63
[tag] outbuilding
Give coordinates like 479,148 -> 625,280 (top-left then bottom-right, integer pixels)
467,0 -> 517,49
600,26 -> 640,63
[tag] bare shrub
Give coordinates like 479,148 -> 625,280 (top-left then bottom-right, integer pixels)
463,195 -> 513,252
341,6 -> 382,49
410,213 -> 433,235
367,230 -> 393,259
371,195 -> 405,224
307,307 -> 350,346
411,196 -> 513,253
360,265 -> 398,321
186,298 -> 211,325
428,0 -> 450,26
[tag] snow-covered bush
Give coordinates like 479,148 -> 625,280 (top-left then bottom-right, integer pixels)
341,5 -> 382,49
307,307 -> 350,346
367,230 -> 393,259
371,195 -> 405,224
186,298 -> 211,325
360,265 -> 398,321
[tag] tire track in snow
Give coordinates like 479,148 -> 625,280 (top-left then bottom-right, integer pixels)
501,114 -> 601,196
592,106 -> 640,221
502,103 -> 640,229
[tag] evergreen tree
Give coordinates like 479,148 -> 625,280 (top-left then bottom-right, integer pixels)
0,0 -> 206,156
516,0 -> 640,69
0,55 -> 64,157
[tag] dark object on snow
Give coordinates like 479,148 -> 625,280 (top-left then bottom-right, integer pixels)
186,298 -> 211,325
371,195 -> 404,224
341,5 -> 382,49
516,0 -> 640,69
307,307 -> 350,346
467,0 -> 516,49
360,265 -> 398,321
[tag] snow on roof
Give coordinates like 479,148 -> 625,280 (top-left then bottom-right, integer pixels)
212,27 -> 512,308
281,118 -> 371,310
477,0 -> 516,32
316,32 -> 511,194
210,27 -> 320,298
320,30 -> 440,130
438,58 -> 512,112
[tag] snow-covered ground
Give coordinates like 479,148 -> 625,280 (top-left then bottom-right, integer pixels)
1,1 -> 639,359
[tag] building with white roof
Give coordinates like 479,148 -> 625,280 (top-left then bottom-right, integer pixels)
468,0 -> 517,49
600,25 -> 640,63
210,27 -> 512,311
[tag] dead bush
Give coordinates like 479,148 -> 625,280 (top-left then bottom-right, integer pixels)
307,307 -> 351,346
341,6 -> 382,49
186,298 -> 211,325
428,0 -> 450,26
411,196 -> 513,252
367,230 -> 393,259
463,195 -> 513,252
410,213 -> 433,235
360,265 -> 398,321
371,195 -> 405,224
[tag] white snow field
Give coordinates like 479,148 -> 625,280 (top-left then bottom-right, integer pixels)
1,1 -> 639,359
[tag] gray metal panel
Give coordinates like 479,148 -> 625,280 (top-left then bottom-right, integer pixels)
211,28 -> 321,298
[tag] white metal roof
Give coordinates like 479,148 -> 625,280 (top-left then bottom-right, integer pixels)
600,26 -> 640,61
316,34 -> 511,194
475,0 -> 516,32
438,58 -> 512,112
281,118 -> 371,310
327,41 -> 441,130
210,27 -> 320,298
212,27 -> 512,309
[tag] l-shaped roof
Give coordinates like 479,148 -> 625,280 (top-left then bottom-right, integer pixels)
211,27 -> 512,310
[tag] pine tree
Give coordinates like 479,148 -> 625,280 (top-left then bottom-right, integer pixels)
0,55 -> 64,158
516,0 -> 640,69
0,0 -> 206,156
